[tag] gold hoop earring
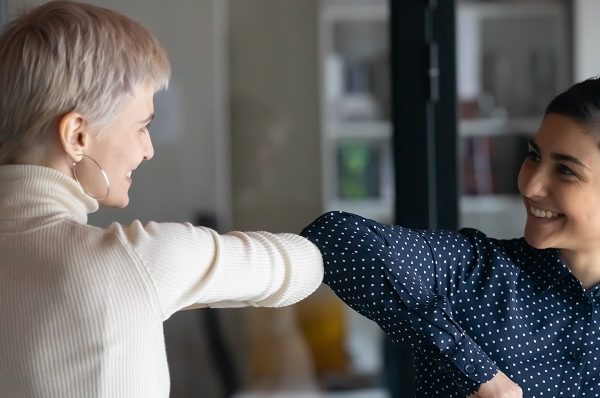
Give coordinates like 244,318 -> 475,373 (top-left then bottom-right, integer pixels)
72,154 -> 110,201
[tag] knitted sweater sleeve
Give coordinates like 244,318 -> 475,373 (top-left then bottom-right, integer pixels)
109,221 -> 323,319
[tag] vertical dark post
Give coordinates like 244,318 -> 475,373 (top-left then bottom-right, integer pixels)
390,0 -> 457,231
433,0 -> 458,230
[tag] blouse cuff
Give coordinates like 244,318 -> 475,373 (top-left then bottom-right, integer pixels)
444,335 -> 498,395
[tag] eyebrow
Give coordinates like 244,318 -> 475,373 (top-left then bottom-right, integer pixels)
529,139 -> 590,169
139,113 -> 155,125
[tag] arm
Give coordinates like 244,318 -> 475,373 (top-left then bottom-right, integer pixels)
300,211 -> 498,396
110,221 -> 323,319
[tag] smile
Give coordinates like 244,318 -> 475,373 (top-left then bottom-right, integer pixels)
529,205 -> 561,219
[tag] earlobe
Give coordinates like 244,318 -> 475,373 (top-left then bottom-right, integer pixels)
58,112 -> 88,161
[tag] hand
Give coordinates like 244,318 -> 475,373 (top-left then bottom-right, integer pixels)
467,371 -> 522,398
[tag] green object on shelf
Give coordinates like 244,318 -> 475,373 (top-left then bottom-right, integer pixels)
337,140 -> 380,200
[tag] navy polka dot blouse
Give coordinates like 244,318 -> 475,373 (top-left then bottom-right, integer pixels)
301,211 -> 600,397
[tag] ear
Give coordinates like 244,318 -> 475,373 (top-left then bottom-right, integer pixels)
58,112 -> 90,162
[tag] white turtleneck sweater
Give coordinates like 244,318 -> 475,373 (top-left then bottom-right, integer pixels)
0,165 -> 323,397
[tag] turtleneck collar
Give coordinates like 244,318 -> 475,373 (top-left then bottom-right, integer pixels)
0,164 -> 99,225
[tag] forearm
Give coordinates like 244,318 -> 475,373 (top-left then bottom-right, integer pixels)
115,221 -> 324,317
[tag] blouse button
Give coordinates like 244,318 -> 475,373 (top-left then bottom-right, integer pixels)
571,350 -> 583,360
464,364 -> 476,374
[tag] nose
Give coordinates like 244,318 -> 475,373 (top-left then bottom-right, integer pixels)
518,162 -> 548,199
143,133 -> 154,161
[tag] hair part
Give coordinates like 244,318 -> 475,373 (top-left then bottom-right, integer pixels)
0,0 -> 171,164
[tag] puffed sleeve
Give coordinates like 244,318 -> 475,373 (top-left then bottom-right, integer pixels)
108,221 -> 323,319
300,211 -> 498,396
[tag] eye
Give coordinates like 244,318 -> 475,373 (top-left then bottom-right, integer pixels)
557,164 -> 585,182
526,149 -> 540,162
557,164 -> 575,176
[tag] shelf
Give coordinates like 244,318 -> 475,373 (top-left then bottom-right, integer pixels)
459,117 -> 540,137
459,1 -> 564,19
325,198 -> 393,224
460,194 -> 522,212
325,120 -> 391,140
321,0 -> 388,22
460,194 -> 525,239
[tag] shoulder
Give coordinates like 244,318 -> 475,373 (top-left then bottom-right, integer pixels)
419,227 -> 527,263
454,228 -> 525,251
455,228 -> 536,270
55,220 -> 144,266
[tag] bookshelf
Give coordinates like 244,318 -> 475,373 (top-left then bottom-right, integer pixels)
457,0 -> 571,238
319,0 -> 393,225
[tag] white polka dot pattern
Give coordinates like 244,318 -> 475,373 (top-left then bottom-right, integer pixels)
301,211 -> 600,397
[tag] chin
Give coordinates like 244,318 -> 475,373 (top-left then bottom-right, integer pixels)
524,235 -> 547,249
114,198 -> 130,208
99,196 -> 130,208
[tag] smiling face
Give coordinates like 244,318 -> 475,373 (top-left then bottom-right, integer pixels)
517,113 -> 600,252
84,82 -> 155,208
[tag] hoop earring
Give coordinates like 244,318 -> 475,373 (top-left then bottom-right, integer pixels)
72,154 -> 110,201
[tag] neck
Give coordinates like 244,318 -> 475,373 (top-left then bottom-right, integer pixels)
15,145 -> 74,180
560,248 -> 600,289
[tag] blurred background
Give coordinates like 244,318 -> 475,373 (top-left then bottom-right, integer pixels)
1,0 -> 598,397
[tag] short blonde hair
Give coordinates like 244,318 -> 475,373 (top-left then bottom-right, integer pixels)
0,0 -> 171,164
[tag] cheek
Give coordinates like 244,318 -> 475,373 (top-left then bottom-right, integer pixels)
555,188 -> 600,232
577,192 -> 600,221
104,144 -> 129,162
516,162 -> 529,193
95,148 -> 127,177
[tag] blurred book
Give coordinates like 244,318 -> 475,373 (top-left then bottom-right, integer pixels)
336,140 -> 381,200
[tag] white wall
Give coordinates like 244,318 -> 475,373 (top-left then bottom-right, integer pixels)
574,0 -> 600,82
229,0 -> 322,232
7,0 -> 231,229
226,1 -> 324,392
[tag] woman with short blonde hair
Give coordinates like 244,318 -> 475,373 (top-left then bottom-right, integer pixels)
0,2 -> 323,397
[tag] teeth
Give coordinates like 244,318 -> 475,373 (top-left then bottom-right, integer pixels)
530,206 -> 559,219
127,171 -> 132,178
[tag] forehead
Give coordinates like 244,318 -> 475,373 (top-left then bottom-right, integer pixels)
104,84 -> 154,130
535,114 -> 600,156
129,83 -> 155,112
